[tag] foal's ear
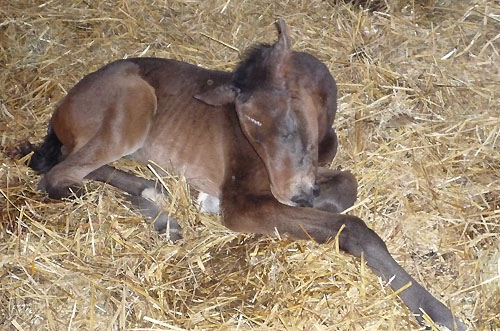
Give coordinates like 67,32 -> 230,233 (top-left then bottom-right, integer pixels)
194,85 -> 240,107
274,19 -> 292,54
268,19 -> 292,84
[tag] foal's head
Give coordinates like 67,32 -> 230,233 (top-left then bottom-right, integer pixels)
196,20 -> 320,207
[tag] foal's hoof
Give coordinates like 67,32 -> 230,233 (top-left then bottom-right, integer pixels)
153,213 -> 183,242
40,176 -> 83,199
417,296 -> 468,331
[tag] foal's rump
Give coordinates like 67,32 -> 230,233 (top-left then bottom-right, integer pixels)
21,60 -> 158,199
52,60 -> 157,157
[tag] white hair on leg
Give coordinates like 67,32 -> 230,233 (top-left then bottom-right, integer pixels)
197,192 -> 220,214
141,187 -> 165,205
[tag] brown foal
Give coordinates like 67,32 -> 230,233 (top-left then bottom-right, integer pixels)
20,20 -> 466,330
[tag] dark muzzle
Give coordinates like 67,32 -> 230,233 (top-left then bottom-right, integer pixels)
291,183 -> 320,208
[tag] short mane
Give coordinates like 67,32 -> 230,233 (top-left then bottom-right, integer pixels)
232,44 -> 273,92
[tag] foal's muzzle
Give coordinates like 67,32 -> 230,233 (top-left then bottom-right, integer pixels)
291,196 -> 313,208
291,183 -> 319,208
312,183 -> 320,197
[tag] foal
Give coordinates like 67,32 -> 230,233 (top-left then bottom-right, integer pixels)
20,20 -> 466,330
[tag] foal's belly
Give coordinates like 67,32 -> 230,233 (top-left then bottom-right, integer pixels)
130,110 -> 227,197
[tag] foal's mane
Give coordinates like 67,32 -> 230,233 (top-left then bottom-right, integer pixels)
232,44 -> 273,92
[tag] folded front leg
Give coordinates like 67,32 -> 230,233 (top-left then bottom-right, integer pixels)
221,194 -> 466,330
312,167 -> 358,213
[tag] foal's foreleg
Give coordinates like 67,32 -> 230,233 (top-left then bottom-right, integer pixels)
318,128 -> 338,165
313,167 -> 357,213
194,179 -> 357,215
87,165 -> 182,241
222,198 -> 465,330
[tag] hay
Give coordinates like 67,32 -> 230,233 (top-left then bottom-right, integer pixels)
1,0 -> 499,329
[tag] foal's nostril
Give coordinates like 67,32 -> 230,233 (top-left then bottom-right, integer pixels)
291,195 -> 313,208
313,184 -> 320,197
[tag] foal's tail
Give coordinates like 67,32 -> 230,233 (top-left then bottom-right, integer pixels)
18,124 -> 63,173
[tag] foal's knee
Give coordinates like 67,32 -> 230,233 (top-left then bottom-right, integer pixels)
335,215 -> 388,258
313,171 -> 358,213
336,171 -> 358,203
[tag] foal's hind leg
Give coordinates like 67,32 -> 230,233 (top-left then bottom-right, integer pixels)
42,69 -> 157,199
87,165 -> 182,241
41,137 -> 138,199
312,167 -> 358,213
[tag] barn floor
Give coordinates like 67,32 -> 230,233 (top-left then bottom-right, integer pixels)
1,0 -> 499,330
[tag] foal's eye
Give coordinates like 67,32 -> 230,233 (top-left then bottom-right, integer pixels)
244,115 -> 263,127
282,131 -> 296,141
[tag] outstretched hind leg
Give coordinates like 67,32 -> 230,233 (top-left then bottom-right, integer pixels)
87,165 -> 182,241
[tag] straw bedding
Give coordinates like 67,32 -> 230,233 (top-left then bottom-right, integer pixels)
1,0 -> 499,330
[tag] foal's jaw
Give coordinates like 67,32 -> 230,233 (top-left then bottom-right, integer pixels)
270,176 -> 317,208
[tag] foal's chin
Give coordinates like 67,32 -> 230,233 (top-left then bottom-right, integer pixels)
275,196 -> 298,207
271,187 -> 315,208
